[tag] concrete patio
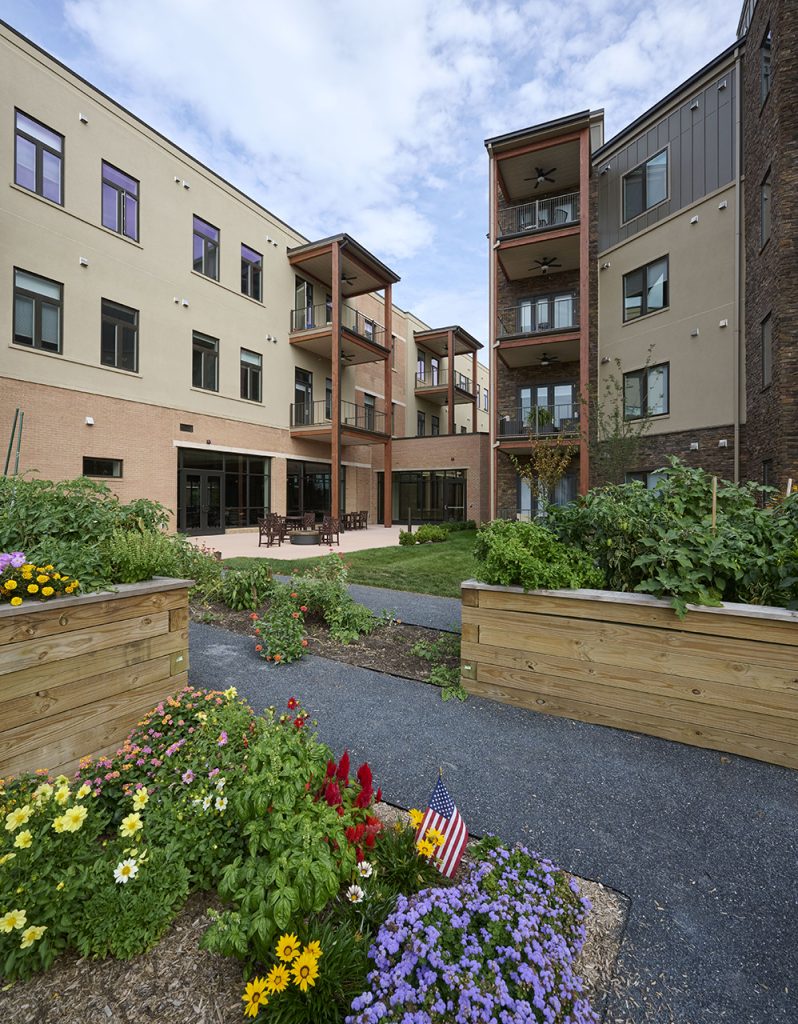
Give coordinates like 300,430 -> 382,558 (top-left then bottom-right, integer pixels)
189,524 -> 404,561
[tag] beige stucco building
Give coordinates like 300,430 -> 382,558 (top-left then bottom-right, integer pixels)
1,21 -> 489,533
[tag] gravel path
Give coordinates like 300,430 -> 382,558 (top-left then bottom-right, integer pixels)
189,622 -> 798,1024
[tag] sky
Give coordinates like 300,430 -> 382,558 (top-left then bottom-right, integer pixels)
0,0 -> 738,348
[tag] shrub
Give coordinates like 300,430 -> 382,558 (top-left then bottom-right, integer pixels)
105,528 -> 178,584
398,530 -> 416,546
289,555 -> 384,645
252,587 -> 307,663
474,520 -> 604,591
415,524 -> 448,544
221,562 -> 274,611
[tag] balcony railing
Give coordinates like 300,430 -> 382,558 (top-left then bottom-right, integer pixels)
498,296 -> 579,338
415,369 -> 473,394
498,191 -> 580,237
289,302 -> 387,348
290,399 -> 387,434
498,403 -> 580,438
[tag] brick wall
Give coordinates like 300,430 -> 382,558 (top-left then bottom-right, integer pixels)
632,424 -> 736,480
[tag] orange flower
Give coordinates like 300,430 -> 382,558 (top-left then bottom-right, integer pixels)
249,612 -> 258,620
274,653 -> 282,662
255,644 -> 263,652
301,639 -> 308,647
290,592 -> 298,599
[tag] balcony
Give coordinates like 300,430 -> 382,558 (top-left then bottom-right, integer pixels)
289,399 -> 388,442
498,191 -> 579,238
498,296 -> 579,340
289,302 -> 389,364
414,368 -> 475,404
498,404 -> 581,440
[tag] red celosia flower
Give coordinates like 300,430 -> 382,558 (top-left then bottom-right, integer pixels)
356,763 -> 372,791
324,782 -> 341,806
355,846 -> 364,862
287,697 -> 298,710
336,750 -> 350,783
355,787 -> 372,809
336,806 -> 344,816
325,759 -> 336,779
375,787 -> 382,802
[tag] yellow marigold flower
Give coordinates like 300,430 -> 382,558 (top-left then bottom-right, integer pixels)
54,786 -> 70,805
276,932 -> 301,962
241,977 -> 268,1018
36,575 -> 49,583
425,827 -> 446,848
4,579 -> 16,590
44,564 -> 54,570
53,573 -> 61,580
0,909 -> 27,933
119,812 -> 143,837
26,584 -> 39,594
41,586 -> 54,597
417,838 -> 435,858
408,808 -> 424,829
14,830 -> 33,850
10,596 -> 22,606
76,783 -> 91,800
264,963 -> 290,994
291,950 -> 320,992
20,924 -> 46,949
62,805 -> 88,832
5,805 -> 33,832
131,789 -> 149,810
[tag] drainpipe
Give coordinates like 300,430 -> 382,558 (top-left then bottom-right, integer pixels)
733,49 -> 742,483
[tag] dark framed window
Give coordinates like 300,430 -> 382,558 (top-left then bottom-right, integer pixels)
241,244 -> 263,300
363,393 -> 376,431
483,388 -> 489,412
623,363 -> 669,419
460,425 -> 467,434
363,318 -> 375,342
623,149 -> 667,222
13,268 -> 62,352
391,335 -> 396,369
101,161 -> 138,240
417,411 -> 426,436
193,216 -> 219,279
15,110 -> 63,204
760,170 -> 771,247
431,415 -> 440,436
101,299 -> 138,372
416,354 -> 425,381
623,257 -> 668,321
192,331 -> 218,391
761,27 -> 772,103
430,357 -> 440,386
325,377 -> 333,420
240,348 -> 262,402
517,292 -> 576,333
83,457 -> 122,478
625,470 -> 664,489
762,314 -> 772,388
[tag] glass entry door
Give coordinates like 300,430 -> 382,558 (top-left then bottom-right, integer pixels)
444,476 -> 465,522
180,470 -> 223,534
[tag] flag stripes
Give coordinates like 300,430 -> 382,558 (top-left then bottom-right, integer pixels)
416,776 -> 468,878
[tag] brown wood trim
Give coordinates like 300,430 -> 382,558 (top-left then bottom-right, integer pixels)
496,131 -> 582,162
496,224 -> 580,251
578,126 -> 590,494
383,283 -> 393,527
331,239 -> 341,518
472,350 -> 478,433
447,328 -> 455,435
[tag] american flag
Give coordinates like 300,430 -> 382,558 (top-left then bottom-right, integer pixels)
416,775 -> 468,878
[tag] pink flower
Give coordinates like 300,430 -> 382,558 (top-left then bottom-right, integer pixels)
181,769 -> 194,785
217,731 -> 228,747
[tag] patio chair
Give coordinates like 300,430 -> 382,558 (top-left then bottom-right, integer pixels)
302,512 -> 316,531
258,517 -> 282,548
319,516 -> 340,546
358,509 -> 368,530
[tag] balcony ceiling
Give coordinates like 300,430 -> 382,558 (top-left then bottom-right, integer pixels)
414,326 -> 482,356
288,234 -> 399,298
498,336 -> 581,369
289,331 -> 385,365
498,233 -> 580,281
499,140 -> 581,204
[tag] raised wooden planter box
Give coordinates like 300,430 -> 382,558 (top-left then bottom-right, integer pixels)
461,582 -> 798,770
0,578 -> 192,778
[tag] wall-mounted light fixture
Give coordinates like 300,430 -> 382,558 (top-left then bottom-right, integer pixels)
719,319 -> 729,328
174,176 -> 181,183
181,299 -> 189,308
78,113 -> 89,124
79,257 -> 89,267
718,200 -> 728,209
690,328 -> 700,337
182,181 -> 190,189
85,416 -> 94,426
690,215 -> 699,224
600,261 -> 611,270
600,356 -> 611,365
690,99 -> 699,110
599,164 -> 611,175
689,441 -> 699,450
718,439 -> 728,447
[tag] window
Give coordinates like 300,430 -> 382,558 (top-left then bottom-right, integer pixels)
325,377 -> 333,420
761,27 -> 772,103
241,244 -> 262,300
391,402 -> 397,434
101,299 -> 138,372
623,363 -> 669,419
431,415 -> 440,436
192,332 -> 218,391
760,170 -> 771,247
517,293 -> 576,334
483,387 -> 489,412
363,393 -> 376,431
83,457 -> 122,478
623,149 -> 667,222
193,217 -> 219,279
417,411 -> 426,436
391,335 -> 397,369
626,470 -> 664,489
417,354 -> 425,381
430,357 -> 440,386
293,277 -> 314,330
13,269 -> 62,352
623,257 -> 668,321
762,314 -> 772,388
294,368 -> 313,424
460,425 -> 467,434
15,110 -> 63,204
101,162 -> 138,240
240,348 -> 262,402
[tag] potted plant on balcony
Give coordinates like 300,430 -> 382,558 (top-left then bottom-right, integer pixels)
525,405 -> 555,435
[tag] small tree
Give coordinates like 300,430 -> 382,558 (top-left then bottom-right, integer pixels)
584,353 -> 655,485
507,439 -> 578,517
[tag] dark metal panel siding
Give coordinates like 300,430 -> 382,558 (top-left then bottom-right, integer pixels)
597,67 -> 737,252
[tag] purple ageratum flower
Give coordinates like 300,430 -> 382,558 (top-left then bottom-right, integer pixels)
181,769 -> 195,785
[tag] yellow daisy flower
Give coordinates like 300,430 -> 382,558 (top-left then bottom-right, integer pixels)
0,853 -> 17,866
119,812 -> 143,837
20,925 -> 46,949
76,783 -> 91,800
264,963 -> 290,994
5,805 -> 33,832
241,977 -> 268,1018
131,789 -> 149,810
425,827 -> 446,848
408,808 -> 424,829
14,830 -> 33,850
0,909 -> 27,933
54,786 -> 70,806
62,805 -> 88,832
304,940 -> 323,959
417,838 -> 435,858
33,783 -> 53,803
52,815 -> 67,833
291,950 -> 320,992
275,932 -> 301,962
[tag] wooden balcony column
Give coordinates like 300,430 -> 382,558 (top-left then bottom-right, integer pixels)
383,284 -> 393,527
578,127 -> 590,495
447,329 -> 456,435
331,239 -> 342,517
472,349 -> 478,432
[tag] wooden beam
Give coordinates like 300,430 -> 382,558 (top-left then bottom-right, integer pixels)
331,240 -> 342,519
383,283 -> 393,527
447,329 -> 455,435
578,126 -> 591,494
472,350 -> 478,432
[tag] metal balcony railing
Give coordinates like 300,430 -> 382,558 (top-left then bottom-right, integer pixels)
289,303 -> 387,349
498,403 -> 580,438
498,191 -> 580,237
289,399 -> 387,434
498,296 -> 578,338
415,369 -> 473,394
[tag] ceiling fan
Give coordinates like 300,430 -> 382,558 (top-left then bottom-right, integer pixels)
341,350 -> 356,363
341,271 -> 358,286
524,166 -> 556,188
530,256 -> 562,274
539,352 -> 560,367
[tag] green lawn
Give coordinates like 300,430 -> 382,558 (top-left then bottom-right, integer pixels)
225,529 -> 477,598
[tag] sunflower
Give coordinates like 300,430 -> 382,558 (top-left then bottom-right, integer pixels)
291,950 -> 320,992
241,977 -> 268,1018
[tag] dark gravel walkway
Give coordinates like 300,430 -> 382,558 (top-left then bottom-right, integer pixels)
189,621 -> 798,1024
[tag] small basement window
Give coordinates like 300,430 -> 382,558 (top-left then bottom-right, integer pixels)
83,457 -> 122,478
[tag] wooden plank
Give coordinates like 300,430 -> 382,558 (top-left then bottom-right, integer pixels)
460,641 -> 798,719
46,672 -> 190,779
475,588 -> 798,647
0,657 -> 173,732
0,629 -> 188,703
460,588 -> 479,607
0,612 -> 170,677
473,662 -> 798,746
463,607 -> 798,689
169,606 -> 189,632
0,672 -> 186,775
0,590 -> 187,646
461,623 -> 478,644
463,676 -> 798,771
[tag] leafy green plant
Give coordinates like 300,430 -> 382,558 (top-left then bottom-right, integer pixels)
411,631 -> 467,701
105,528 -> 178,584
414,524 -> 448,544
252,587 -> 307,663
221,562 -> 274,611
474,520 -> 604,592
398,530 -> 416,546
